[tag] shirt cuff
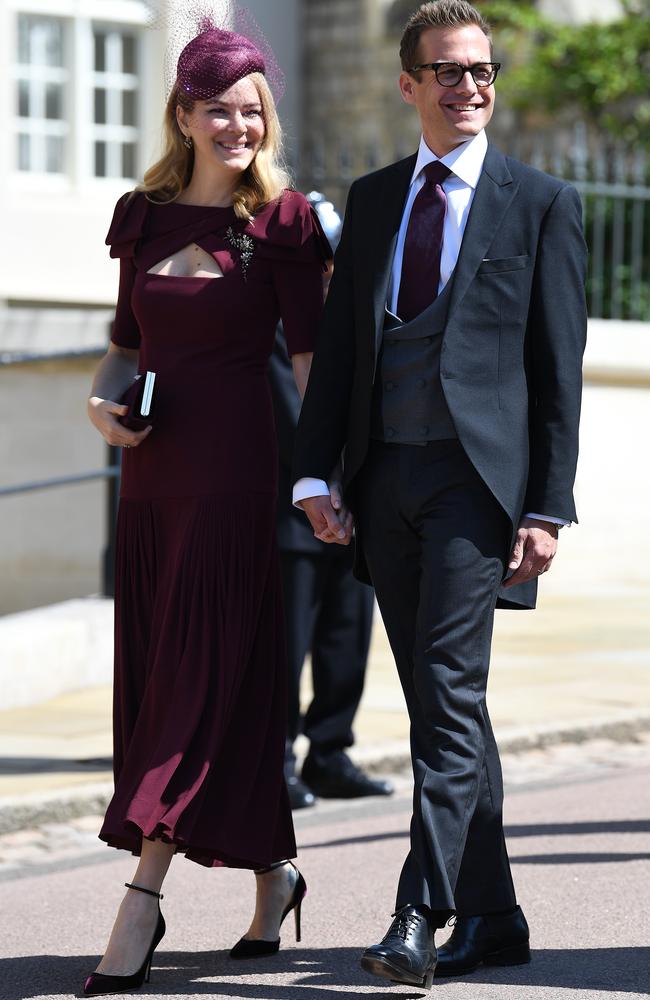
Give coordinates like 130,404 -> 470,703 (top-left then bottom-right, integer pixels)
524,513 -> 571,527
293,477 -> 330,507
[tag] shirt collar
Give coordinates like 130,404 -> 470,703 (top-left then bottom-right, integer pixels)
411,129 -> 488,189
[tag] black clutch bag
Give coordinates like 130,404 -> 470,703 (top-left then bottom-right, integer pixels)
118,371 -> 156,431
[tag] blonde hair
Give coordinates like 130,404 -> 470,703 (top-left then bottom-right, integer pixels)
138,72 -> 291,221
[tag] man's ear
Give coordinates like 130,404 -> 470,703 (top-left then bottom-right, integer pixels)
399,71 -> 417,106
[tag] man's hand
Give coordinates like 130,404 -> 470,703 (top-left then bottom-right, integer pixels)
300,490 -> 353,545
503,517 -> 559,589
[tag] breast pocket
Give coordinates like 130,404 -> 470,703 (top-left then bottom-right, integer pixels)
477,254 -> 530,275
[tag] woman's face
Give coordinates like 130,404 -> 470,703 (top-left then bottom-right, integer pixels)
177,76 -> 265,176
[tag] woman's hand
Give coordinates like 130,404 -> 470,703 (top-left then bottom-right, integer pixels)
87,396 -> 151,448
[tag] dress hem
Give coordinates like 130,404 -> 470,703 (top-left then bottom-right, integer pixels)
99,820 -> 296,871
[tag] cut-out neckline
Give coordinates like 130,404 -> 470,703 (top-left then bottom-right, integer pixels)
147,243 -> 225,280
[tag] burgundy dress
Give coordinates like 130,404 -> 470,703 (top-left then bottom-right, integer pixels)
99,190 -> 330,868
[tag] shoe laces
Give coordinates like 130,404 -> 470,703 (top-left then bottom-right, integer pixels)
389,907 -> 423,942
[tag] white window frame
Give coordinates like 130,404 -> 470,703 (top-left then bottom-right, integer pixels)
90,24 -> 140,180
13,13 -> 69,176
7,1 -> 150,192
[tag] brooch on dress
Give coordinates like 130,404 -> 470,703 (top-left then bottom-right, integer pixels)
225,227 -> 254,281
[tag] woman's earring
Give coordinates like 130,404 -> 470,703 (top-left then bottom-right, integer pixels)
183,135 -> 193,149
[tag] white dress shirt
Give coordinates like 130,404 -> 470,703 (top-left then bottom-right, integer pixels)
293,131 -> 568,528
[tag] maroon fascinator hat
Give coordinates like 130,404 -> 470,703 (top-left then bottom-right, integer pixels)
176,27 -> 266,100
160,3 -> 284,103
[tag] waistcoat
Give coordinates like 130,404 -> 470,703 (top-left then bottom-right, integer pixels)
370,278 -> 457,444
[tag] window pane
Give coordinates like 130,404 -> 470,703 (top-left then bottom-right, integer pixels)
122,90 -> 136,126
122,35 -> 137,74
43,20 -> 64,67
122,143 -> 136,178
45,135 -> 64,173
18,15 -> 63,66
18,133 -> 31,171
94,32 -> 106,72
94,88 -> 107,124
18,16 -> 30,63
95,141 -> 107,177
45,83 -> 63,120
18,80 -> 30,117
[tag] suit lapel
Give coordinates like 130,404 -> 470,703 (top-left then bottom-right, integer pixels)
366,155 -> 416,358
446,145 -> 518,319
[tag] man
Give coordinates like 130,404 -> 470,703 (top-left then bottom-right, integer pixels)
270,194 -> 392,808
293,1 -> 586,990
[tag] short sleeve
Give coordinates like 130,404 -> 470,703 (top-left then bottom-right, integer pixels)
254,191 -> 332,356
272,257 -> 326,356
111,256 -> 140,349
106,191 -> 148,259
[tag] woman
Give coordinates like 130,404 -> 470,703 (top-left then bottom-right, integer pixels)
84,25 -> 330,996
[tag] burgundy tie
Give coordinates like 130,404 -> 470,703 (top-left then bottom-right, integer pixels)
397,161 -> 451,323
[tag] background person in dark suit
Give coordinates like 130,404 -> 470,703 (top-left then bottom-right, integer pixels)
271,192 -> 393,810
293,1 -> 587,990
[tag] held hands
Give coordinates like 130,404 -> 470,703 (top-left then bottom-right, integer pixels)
300,480 -> 354,546
503,516 -> 559,589
87,396 -> 151,449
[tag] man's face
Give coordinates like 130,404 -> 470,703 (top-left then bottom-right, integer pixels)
399,25 -> 495,157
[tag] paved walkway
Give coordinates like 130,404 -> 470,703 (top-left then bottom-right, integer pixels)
1,578 -> 649,820
1,748 -> 649,999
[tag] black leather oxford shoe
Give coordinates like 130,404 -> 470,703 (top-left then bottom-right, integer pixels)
302,750 -> 394,799
285,773 -> 316,810
436,905 -> 531,977
361,905 -> 437,989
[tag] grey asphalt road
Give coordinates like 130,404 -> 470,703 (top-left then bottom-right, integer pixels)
1,757 -> 649,1000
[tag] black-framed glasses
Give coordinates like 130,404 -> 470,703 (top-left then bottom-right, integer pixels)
409,61 -> 501,88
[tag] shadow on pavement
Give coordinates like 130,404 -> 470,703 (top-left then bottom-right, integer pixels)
302,818 -> 650,852
505,820 -> 650,837
464,946 -> 650,994
512,852 -> 650,864
1,946 -> 649,998
0,947 -> 425,999
0,757 -> 112,775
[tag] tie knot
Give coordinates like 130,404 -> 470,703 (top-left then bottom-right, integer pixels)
423,161 -> 451,187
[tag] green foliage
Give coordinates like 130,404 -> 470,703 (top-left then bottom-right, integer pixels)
479,0 -> 650,147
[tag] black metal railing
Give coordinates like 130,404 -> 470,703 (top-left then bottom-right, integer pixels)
0,347 -> 119,598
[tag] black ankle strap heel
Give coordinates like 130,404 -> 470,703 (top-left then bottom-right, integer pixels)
124,881 -> 164,899
83,882 -> 166,995
230,860 -> 307,959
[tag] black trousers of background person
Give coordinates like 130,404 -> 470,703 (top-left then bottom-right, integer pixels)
356,439 -> 518,923
281,545 -> 375,764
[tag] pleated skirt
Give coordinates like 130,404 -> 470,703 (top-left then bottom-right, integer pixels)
99,493 -> 296,868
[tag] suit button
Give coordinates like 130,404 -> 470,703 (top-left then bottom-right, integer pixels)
385,381 -> 396,391
386,427 -> 395,439
421,425 -> 429,436
425,336 -> 433,345
416,378 -> 426,389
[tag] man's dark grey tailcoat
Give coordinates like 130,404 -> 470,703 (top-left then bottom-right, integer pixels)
294,145 -> 588,609
293,143 -> 587,917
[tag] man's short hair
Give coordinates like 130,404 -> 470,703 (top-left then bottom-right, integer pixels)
400,1 -> 493,76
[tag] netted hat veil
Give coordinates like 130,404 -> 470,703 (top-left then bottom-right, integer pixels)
159,0 -> 285,102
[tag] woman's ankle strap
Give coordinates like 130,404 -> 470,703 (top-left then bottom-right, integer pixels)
125,881 -> 164,900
